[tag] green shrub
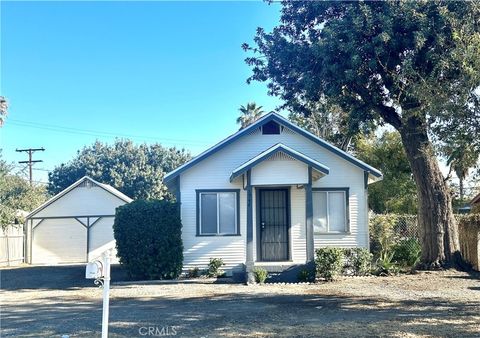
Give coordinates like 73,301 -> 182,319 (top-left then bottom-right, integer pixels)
374,250 -> 399,276
113,200 -> 183,280
297,268 -> 315,282
315,248 -> 344,281
369,214 -> 420,260
253,267 -> 268,284
186,267 -> 200,278
207,258 -> 225,277
369,215 -> 397,259
344,248 -> 372,276
392,238 -> 421,267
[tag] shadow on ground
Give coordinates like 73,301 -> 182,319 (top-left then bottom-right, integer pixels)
0,264 -> 129,290
2,286 -> 480,337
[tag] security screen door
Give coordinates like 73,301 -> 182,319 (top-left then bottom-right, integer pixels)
259,189 -> 289,261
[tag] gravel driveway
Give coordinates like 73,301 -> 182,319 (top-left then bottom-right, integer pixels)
1,266 -> 479,337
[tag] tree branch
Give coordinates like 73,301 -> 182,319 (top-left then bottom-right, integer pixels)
376,105 -> 403,130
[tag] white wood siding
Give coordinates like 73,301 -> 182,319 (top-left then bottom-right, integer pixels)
251,157 -> 308,185
179,126 -> 369,269
29,185 -> 127,264
34,185 -> 125,218
290,187 -> 307,263
89,217 -> 120,264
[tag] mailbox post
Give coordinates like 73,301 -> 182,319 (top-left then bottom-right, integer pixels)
86,249 -> 112,338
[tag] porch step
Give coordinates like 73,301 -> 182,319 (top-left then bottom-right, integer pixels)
252,262 -> 314,283
253,262 -> 299,273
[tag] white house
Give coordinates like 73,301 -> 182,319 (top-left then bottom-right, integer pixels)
25,176 -> 132,265
164,112 -> 382,280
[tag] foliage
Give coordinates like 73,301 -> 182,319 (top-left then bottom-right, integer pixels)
186,267 -> 200,279
48,139 -> 190,200
245,0 -> 480,266
0,96 -> 7,127
0,154 -> 48,229
113,200 -> 183,280
288,97 -> 353,151
245,1 -> 480,136
253,267 -> 268,284
369,215 -> 398,260
392,238 -> 422,267
369,214 -> 419,259
207,258 -> 225,278
374,251 -> 400,276
471,203 -> 480,214
369,214 -> 421,270
355,132 -> 417,214
435,94 -> 480,200
343,248 -> 373,276
315,247 -> 344,281
297,268 -> 315,283
236,102 -> 265,130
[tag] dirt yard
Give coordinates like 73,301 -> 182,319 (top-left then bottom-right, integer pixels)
1,266 -> 479,337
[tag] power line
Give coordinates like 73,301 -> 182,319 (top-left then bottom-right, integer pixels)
16,147 -> 45,186
32,168 -> 51,172
7,118 -> 211,146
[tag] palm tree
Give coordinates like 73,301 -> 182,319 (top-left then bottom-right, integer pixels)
447,148 -> 477,202
236,102 -> 265,130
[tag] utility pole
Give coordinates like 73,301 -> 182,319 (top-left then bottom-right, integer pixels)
16,147 -> 45,185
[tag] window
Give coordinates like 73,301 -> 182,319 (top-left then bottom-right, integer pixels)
197,190 -> 239,235
313,189 -> 348,233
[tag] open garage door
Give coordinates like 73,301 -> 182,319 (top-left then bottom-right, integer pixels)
32,218 -> 87,264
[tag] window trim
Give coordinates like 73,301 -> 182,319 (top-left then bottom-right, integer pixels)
196,189 -> 241,237
312,187 -> 350,234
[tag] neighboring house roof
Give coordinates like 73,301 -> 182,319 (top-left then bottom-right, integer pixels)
471,193 -> 480,205
164,112 -> 383,183
26,176 -> 133,219
230,143 -> 330,182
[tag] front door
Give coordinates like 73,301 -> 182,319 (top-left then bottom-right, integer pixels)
258,188 -> 289,261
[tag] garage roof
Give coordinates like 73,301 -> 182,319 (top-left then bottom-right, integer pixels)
26,176 -> 133,219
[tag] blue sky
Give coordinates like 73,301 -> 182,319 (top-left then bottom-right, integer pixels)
0,1 -> 283,183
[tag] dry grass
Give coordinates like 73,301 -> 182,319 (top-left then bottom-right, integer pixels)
1,269 -> 479,337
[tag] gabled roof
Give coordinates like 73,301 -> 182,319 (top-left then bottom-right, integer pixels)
471,193 -> 480,205
230,143 -> 330,182
26,176 -> 133,219
164,112 -> 383,183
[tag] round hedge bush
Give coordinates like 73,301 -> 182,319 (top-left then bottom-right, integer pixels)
113,200 -> 183,280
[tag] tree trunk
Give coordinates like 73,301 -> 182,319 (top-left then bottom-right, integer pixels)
398,116 -> 461,269
459,176 -> 464,202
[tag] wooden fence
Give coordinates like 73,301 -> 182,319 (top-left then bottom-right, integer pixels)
458,215 -> 480,271
0,225 -> 24,266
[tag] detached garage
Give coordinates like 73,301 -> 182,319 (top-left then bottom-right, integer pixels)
25,176 -> 132,265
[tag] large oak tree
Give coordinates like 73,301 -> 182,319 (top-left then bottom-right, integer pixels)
244,1 -> 480,268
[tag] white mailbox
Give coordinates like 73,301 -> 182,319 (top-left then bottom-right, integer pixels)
85,250 -> 112,338
85,261 -> 103,279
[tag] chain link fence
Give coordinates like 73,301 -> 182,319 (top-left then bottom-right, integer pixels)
369,214 -> 420,261
370,213 -> 480,270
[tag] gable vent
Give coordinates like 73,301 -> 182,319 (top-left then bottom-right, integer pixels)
282,127 -> 296,135
247,127 -> 262,136
79,180 -> 94,188
266,151 -> 296,161
262,121 -> 281,135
